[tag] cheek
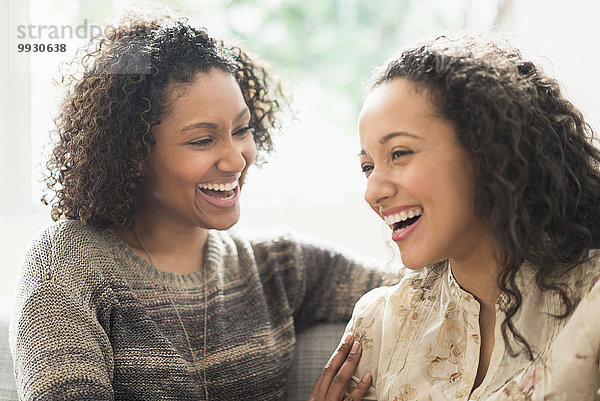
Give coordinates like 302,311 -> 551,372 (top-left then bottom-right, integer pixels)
449,157 -> 478,203
394,163 -> 435,196
244,137 -> 258,164
435,163 -> 479,217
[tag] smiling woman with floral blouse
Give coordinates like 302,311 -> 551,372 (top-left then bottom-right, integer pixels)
9,11 -> 388,401
347,33 -> 600,400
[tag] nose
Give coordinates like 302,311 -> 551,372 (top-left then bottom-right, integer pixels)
216,138 -> 255,173
364,168 -> 396,209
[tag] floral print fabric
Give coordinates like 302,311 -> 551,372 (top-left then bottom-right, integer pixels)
347,253 -> 600,400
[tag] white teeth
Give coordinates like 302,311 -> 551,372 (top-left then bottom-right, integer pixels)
383,207 -> 423,226
198,181 -> 238,191
393,225 -> 409,234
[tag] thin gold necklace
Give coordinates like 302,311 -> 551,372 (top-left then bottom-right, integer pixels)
133,230 -> 209,400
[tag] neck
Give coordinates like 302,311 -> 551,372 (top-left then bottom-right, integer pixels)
115,211 -> 209,275
449,247 -> 501,308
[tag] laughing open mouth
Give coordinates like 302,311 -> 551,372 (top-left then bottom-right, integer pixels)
385,207 -> 423,233
197,181 -> 238,200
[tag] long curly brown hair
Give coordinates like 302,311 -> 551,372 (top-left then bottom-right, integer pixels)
371,33 -> 600,359
43,11 -> 285,229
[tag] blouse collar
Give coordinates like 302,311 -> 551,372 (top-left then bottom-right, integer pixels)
444,260 -> 533,314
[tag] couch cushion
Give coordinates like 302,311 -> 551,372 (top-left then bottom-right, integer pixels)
286,322 -> 346,401
0,298 -> 17,401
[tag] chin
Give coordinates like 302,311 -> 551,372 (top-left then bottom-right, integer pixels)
401,262 -> 427,271
209,215 -> 240,231
401,254 -> 446,271
215,222 -> 237,230
397,250 -> 431,271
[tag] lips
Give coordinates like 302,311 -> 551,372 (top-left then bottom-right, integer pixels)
390,216 -> 421,242
381,206 -> 423,242
198,187 -> 236,199
196,179 -> 240,208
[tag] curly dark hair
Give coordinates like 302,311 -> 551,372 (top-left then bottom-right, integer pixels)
43,11 -> 285,229
371,33 -> 600,359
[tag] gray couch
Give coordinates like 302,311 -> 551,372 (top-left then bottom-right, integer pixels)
0,297 -> 345,401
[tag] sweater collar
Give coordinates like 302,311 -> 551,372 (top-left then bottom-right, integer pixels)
104,228 -> 225,289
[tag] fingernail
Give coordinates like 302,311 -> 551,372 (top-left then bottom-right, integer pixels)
343,332 -> 353,345
362,372 -> 372,382
350,341 -> 360,354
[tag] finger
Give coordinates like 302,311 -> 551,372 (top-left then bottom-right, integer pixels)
307,374 -> 322,401
325,340 -> 363,400
345,372 -> 372,401
314,332 -> 354,399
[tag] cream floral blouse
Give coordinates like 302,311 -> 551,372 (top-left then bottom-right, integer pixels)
347,252 -> 600,400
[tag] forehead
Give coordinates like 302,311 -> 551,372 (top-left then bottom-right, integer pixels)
359,79 -> 436,142
357,78 -> 466,162
164,70 -> 245,117
360,79 -> 434,120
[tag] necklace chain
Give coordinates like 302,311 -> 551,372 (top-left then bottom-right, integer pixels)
133,231 -> 209,400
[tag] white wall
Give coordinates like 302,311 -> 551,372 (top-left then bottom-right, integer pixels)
496,0 -> 600,132
0,0 -> 38,299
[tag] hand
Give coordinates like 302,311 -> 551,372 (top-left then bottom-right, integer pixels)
307,332 -> 372,401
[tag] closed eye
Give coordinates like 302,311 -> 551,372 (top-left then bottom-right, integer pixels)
392,149 -> 412,160
361,163 -> 374,175
233,126 -> 253,137
189,137 -> 213,147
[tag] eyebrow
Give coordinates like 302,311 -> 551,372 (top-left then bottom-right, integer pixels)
379,131 -> 422,144
358,131 -> 422,157
180,108 -> 250,132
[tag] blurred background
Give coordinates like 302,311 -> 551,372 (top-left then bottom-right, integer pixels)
1,0 -> 600,298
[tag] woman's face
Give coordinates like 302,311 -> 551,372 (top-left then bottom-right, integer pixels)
358,78 -> 490,269
141,69 -> 257,231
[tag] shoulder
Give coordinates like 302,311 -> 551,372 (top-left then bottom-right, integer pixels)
226,226 -> 299,252
562,249 -> 600,298
19,220 -> 113,294
24,220 -> 103,264
548,250 -> 600,326
226,226 -> 333,268
584,249 -> 600,287
348,268 -> 438,394
230,225 -> 363,255
577,249 -> 600,299
210,227 -> 305,283
217,226 -> 301,267
352,266 -> 439,324
352,286 -> 392,319
227,225 -> 347,257
26,219 -> 106,255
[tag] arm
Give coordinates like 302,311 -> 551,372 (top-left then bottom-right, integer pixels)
11,282 -> 114,400
292,232 -> 399,330
10,226 -> 114,400
247,227 -> 399,328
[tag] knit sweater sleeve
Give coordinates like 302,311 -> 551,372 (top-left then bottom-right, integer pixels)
247,228 -> 399,332
10,222 -> 115,400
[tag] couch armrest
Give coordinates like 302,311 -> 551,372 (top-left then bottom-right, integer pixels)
286,323 -> 346,401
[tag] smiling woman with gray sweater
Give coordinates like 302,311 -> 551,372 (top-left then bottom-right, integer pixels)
10,11 -> 390,401
11,221 -> 388,400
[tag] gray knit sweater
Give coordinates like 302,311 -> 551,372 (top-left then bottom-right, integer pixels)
10,220 -> 391,400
